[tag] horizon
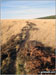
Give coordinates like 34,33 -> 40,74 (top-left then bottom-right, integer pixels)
1,0 -> 55,19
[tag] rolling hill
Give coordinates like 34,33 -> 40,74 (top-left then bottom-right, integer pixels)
37,15 -> 56,19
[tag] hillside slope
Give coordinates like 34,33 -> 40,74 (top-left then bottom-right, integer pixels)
1,19 -> 55,74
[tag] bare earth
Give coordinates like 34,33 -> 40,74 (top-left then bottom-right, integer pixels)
1,19 -> 55,48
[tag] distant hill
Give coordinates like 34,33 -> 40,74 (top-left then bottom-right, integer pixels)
37,15 -> 56,19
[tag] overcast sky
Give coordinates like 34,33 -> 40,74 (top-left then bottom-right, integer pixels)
1,0 -> 55,19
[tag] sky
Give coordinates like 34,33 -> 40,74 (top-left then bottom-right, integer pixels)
1,0 -> 55,19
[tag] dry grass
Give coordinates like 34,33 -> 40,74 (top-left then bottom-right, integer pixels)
1,19 -> 55,48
